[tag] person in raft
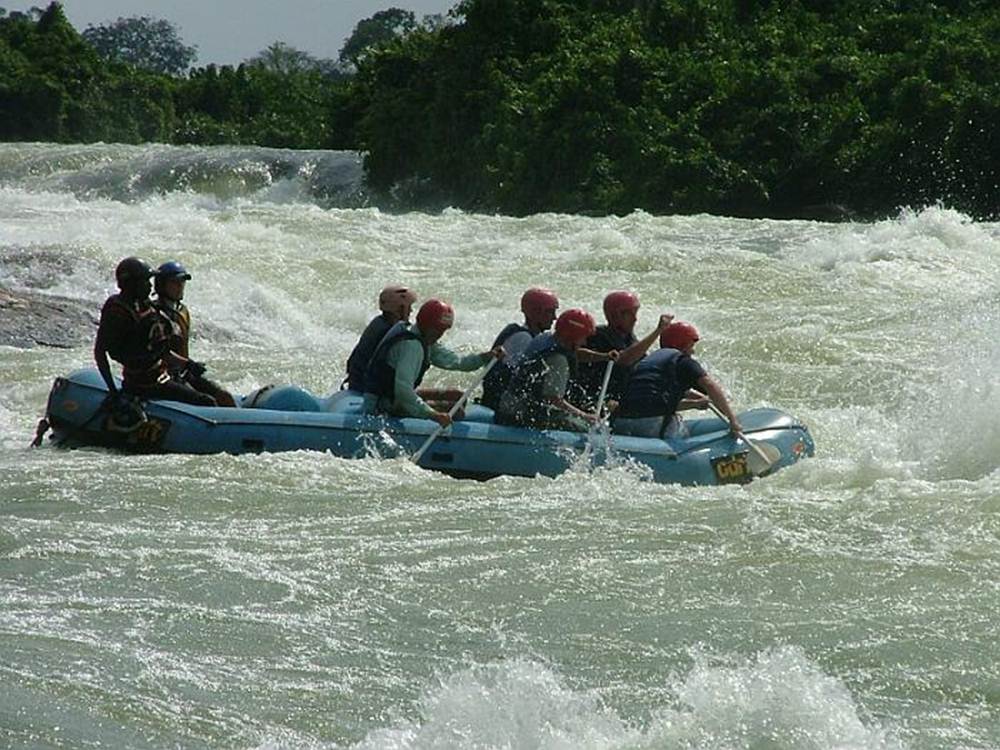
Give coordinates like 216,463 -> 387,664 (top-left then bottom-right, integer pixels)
568,290 -> 673,409
94,257 -> 217,410
478,287 -> 560,410
152,261 -> 237,407
343,284 -> 418,393
362,298 -> 503,427
495,308 -> 614,431
611,321 -> 742,439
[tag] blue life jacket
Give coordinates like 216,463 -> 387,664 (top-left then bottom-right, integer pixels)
363,322 -> 429,400
345,314 -> 393,391
480,322 -> 531,409
497,332 -> 577,426
616,347 -> 688,419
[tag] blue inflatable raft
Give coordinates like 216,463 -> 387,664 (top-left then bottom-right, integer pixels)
41,369 -> 814,485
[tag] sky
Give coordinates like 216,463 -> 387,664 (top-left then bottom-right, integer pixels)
6,1 -> 459,65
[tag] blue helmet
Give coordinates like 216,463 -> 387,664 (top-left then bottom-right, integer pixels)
156,261 -> 191,281
154,261 -> 191,295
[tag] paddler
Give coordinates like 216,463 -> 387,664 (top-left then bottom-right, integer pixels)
362,298 -> 503,427
153,261 -> 236,407
343,284 -> 418,393
611,321 -> 742,438
567,290 -> 673,409
495,308 -> 613,431
94,257 -> 217,412
479,287 -> 560,410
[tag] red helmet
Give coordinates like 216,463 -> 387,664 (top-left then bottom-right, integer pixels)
602,290 -> 639,320
520,287 -> 559,326
416,298 -> 455,333
660,321 -> 700,350
554,308 -> 596,346
378,284 -> 418,313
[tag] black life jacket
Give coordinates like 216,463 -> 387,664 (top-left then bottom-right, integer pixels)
479,322 -> 531,409
103,295 -> 171,381
498,332 -> 576,425
569,324 -> 637,407
363,322 -> 430,401
345,314 -> 393,392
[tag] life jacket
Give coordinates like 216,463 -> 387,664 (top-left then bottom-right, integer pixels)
497,332 -> 576,426
363,321 -> 430,402
154,298 -> 191,359
103,294 -> 171,386
616,347 -> 688,419
568,324 -> 637,407
479,322 -> 531,409
344,314 -> 393,392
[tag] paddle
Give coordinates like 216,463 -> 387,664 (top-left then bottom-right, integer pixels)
411,358 -> 498,465
593,358 -> 615,425
703,401 -> 781,476
584,358 -> 617,459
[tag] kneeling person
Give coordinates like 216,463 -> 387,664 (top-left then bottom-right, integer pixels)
153,261 -> 236,407
496,309 -> 601,432
343,284 -> 418,393
480,287 -> 559,410
612,321 -> 742,438
363,299 -> 498,427
95,257 -> 216,409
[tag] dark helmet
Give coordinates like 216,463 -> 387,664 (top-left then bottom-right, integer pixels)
114,257 -> 154,291
156,261 -> 191,281
154,261 -> 191,295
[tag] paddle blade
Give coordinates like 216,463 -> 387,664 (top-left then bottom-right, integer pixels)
746,438 -> 782,476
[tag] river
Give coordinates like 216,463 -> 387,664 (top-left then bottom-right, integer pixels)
1,143 -> 998,749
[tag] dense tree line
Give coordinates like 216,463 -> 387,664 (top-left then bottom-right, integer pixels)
0,4 -> 353,148
353,0 -> 1000,219
1,1 -> 998,219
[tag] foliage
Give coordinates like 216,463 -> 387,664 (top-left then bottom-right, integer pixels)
246,41 -> 348,81
338,7 -> 417,66
2,1 -> 999,219
82,14 -> 197,76
0,4 -> 349,151
173,61 -> 338,149
354,0 -> 1000,219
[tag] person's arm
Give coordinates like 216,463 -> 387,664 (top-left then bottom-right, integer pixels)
390,339 -> 440,420
697,375 -> 742,434
94,306 -> 123,395
177,306 -> 191,359
94,334 -> 117,395
541,354 -> 597,423
677,389 -> 710,411
617,314 -> 673,366
501,331 -> 533,361
577,347 -> 617,363
429,343 -> 495,371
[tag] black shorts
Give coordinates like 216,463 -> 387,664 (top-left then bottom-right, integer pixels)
124,379 -> 217,407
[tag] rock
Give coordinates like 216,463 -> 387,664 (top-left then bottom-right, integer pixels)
0,285 -> 98,349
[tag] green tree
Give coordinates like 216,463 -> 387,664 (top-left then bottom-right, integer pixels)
248,41 -> 319,75
82,15 -> 196,75
339,7 -> 417,66
246,41 -> 347,80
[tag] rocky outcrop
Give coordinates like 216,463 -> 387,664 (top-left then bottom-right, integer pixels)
0,285 -> 98,349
